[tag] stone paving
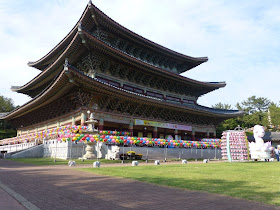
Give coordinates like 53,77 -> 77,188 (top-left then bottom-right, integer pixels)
0,159 -> 279,210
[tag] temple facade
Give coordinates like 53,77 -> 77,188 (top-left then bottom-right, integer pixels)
1,1 -> 243,141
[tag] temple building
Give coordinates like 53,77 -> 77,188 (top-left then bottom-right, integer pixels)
1,1 -> 243,141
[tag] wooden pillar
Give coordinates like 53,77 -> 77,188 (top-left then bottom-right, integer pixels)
129,120 -> 133,136
192,129 -> 196,141
153,127 -> 158,138
213,130 -> 217,138
143,127 -> 147,137
72,116 -> 75,126
81,112 -> 86,126
174,129 -> 178,140
206,130 -> 210,138
98,118 -> 104,131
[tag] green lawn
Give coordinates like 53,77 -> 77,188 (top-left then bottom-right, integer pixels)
80,162 -> 280,206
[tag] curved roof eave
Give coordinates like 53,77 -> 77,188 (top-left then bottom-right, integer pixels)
82,29 -> 225,90
2,70 -> 73,120
28,2 -> 208,71
27,5 -> 90,70
1,67 -> 243,122
69,66 -> 244,118
90,3 -> 208,64
11,32 -> 82,95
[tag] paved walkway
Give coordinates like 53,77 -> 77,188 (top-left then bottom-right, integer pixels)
0,159 -> 279,210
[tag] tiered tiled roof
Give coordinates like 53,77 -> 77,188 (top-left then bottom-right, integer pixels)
2,1 -> 244,125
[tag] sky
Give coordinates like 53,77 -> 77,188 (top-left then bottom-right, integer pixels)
0,0 -> 280,109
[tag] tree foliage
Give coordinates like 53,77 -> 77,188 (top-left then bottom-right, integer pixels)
212,102 -> 232,110
236,96 -> 271,114
0,95 -> 15,112
268,102 -> 280,128
214,96 -> 280,137
0,95 -> 17,139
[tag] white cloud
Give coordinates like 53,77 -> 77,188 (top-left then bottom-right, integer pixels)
0,0 -> 279,109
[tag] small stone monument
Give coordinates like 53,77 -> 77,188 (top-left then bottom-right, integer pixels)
68,160 -> 76,167
154,160 -> 160,165
182,159 -> 187,164
132,161 -> 139,166
203,159 -> 209,163
93,161 -> 100,168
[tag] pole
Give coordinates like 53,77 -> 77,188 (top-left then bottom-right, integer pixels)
122,144 -> 124,164
164,145 -> 167,162
69,140 -> 72,160
215,147 -> 217,160
146,144 -> 149,163
82,142 -> 85,161
195,148 -> 198,161
97,141 -> 99,161
130,143 -> 132,159
54,139 -> 57,162
179,148 -> 181,160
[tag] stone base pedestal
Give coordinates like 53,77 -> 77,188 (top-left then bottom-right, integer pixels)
83,142 -> 96,159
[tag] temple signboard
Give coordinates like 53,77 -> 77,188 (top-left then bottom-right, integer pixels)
135,119 -> 192,131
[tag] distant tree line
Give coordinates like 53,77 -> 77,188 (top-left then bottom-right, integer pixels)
212,96 -> 280,137
0,95 -> 17,139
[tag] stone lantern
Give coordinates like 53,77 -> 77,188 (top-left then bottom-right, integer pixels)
82,110 -> 99,159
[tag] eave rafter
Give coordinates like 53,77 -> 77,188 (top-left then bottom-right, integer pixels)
80,28 -> 225,91
88,0 -> 99,26
68,66 -> 243,118
1,64 -> 244,128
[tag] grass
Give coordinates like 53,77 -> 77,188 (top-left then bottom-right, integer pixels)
79,162 -> 280,206
9,157 -> 152,166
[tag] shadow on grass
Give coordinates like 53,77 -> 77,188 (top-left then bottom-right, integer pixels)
138,176 -> 279,205
0,158 -> 279,209
79,164 -> 280,206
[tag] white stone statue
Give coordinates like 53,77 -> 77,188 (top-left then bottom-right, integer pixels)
182,159 -> 187,164
154,160 -> 160,165
95,142 -> 107,159
249,125 -> 273,160
132,161 -> 139,166
68,160 -> 76,167
105,145 -> 120,160
203,159 -> 209,163
93,161 -> 100,168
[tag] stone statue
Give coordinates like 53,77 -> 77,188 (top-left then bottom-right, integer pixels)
249,125 -> 273,160
95,142 -> 107,159
105,145 -> 120,160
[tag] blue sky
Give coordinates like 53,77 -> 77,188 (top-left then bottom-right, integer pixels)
0,0 -> 280,109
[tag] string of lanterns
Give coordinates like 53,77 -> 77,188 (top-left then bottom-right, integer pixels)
0,125 -> 220,149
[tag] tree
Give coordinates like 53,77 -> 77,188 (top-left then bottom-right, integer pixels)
235,96 -> 271,127
212,102 -> 233,110
0,95 -> 17,139
269,103 -> 280,127
236,96 -> 271,114
0,95 -> 15,112
212,103 -> 239,136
